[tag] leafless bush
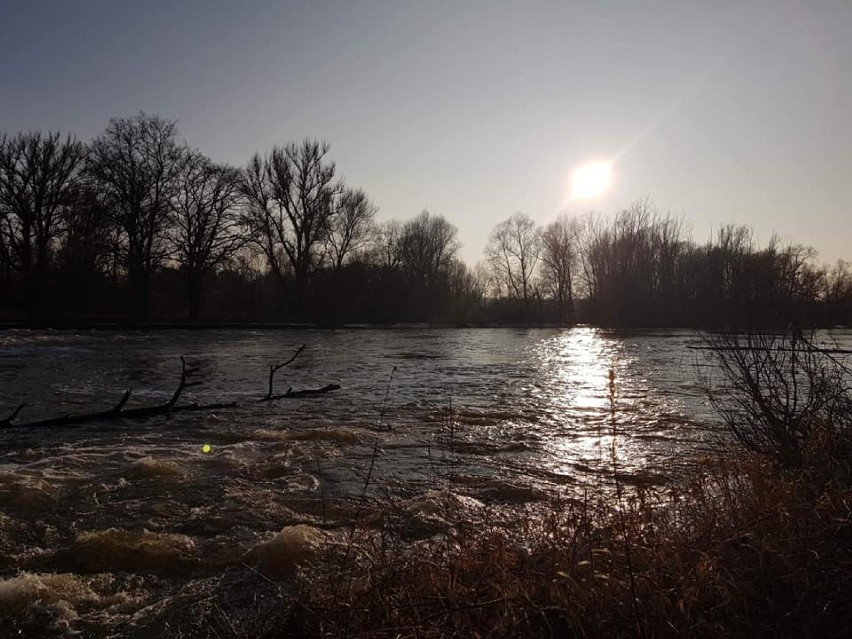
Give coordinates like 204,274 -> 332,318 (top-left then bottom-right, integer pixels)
701,330 -> 852,472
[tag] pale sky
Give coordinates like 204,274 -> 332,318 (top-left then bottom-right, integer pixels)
1,0 -> 850,265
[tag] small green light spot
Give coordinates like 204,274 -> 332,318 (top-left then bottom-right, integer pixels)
201,443 -> 212,454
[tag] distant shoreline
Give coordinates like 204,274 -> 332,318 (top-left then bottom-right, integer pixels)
0,320 -> 571,331
1,320 -> 849,332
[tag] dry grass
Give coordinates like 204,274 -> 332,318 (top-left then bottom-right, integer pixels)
291,454 -> 852,638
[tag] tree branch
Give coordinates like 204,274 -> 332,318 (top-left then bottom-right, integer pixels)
263,344 -> 306,400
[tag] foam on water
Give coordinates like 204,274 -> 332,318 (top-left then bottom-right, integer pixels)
377,489 -> 489,539
125,456 -> 188,479
252,426 -> 363,444
0,572 -> 99,622
250,428 -> 294,441
406,489 -> 485,517
246,524 -> 324,577
68,528 -> 197,573
0,469 -> 60,509
0,571 -> 144,635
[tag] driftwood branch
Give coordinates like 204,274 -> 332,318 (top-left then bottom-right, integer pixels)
2,345 -> 341,429
165,356 -> 202,409
110,389 -> 132,415
0,403 -> 26,428
264,383 -> 341,401
3,358 -> 233,429
264,344 -> 306,400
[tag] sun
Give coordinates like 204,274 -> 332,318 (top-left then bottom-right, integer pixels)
569,160 -> 613,200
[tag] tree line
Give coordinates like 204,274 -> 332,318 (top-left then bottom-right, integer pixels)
1,113 -> 850,327
480,202 -> 852,327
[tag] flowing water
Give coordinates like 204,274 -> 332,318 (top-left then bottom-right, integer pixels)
1,327 -> 849,636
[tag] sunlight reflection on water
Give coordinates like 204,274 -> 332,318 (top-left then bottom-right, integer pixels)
531,327 -> 661,479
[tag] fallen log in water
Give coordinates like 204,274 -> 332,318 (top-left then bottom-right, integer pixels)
265,384 -> 342,401
259,344 -> 342,401
1,346 -> 340,429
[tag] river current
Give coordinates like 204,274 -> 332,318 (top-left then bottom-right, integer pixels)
1,327 -> 849,635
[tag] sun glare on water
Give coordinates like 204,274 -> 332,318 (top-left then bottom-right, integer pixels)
569,160 -> 613,200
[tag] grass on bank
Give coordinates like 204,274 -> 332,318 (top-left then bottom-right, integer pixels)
288,456 -> 850,638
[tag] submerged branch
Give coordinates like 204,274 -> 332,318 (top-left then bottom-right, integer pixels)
264,384 -> 341,401
0,403 -> 26,427
264,344 -> 306,400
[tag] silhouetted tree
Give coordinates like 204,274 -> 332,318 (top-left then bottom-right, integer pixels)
822,261 -> 852,325
710,224 -> 754,322
651,214 -> 686,316
87,113 -> 183,319
325,188 -> 376,271
824,261 -> 851,304
539,214 -> 580,321
371,220 -> 403,272
240,140 -> 343,313
573,201 -> 686,324
0,131 -> 85,313
773,241 -> 823,315
575,212 -> 603,301
484,212 -> 541,301
443,258 -> 483,321
169,150 -> 245,319
55,183 -> 116,314
0,205 -> 10,282
397,210 -> 460,285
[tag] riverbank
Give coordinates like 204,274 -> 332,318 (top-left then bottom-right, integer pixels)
287,456 -> 852,637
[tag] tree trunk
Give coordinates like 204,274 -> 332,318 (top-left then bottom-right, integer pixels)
128,262 -> 150,321
186,273 -> 202,320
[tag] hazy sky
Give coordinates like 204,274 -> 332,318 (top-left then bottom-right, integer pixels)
2,0 -> 850,265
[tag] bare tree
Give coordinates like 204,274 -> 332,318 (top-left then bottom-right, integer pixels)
397,210 -> 460,285
714,223 -> 754,298
371,220 -> 403,272
0,131 -> 85,309
475,260 -> 504,298
484,212 -> 541,301
608,200 -> 656,306
652,214 -> 686,307
87,113 -> 183,319
240,140 -> 343,311
824,261 -> 852,305
169,150 -> 245,319
54,182 -> 117,311
539,214 -> 580,320
773,240 -> 822,306
325,188 -> 376,271
0,204 -> 9,281
574,212 -> 604,300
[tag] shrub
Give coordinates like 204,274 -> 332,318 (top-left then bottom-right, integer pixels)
700,330 -> 852,473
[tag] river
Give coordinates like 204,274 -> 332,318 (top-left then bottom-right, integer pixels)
1,327 -> 849,636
